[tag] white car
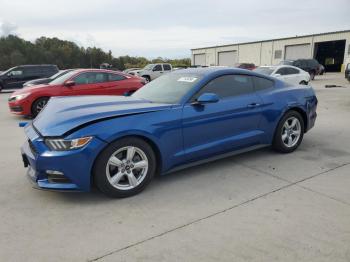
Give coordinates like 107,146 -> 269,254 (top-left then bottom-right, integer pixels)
254,65 -> 310,85
135,63 -> 173,82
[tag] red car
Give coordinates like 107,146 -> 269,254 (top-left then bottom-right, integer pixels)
8,69 -> 146,117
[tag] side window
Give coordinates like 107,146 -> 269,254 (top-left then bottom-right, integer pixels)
163,64 -> 171,71
293,61 -> 301,67
193,74 -> 254,100
10,68 -> 24,76
74,73 -> 91,85
109,73 -> 126,81
153,65 -> 162,71
253,77 -> 274,91
23,67 -> 36,75
299,60 -> 307,67
95,73 -> 107,83
275,68 -> 287,75
286,67 -> 299,75
73,72 -> 106,85
9,69 -> 23,76
42,67 -> 54,75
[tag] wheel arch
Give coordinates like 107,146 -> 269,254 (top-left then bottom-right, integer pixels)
288,107 -> 308,132
278,106 -> 308,133
90,134 -> 163,188
31,96 -> 51,115
141,75 -> 151,80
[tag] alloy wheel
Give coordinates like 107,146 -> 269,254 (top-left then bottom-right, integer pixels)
35,100 -> 48,114
281,116 -> 301,148
106,146 -> 148,190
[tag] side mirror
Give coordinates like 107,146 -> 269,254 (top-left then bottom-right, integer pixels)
273,73 -> 281,77
192,93 -> 219,105
64,80 -> 75,87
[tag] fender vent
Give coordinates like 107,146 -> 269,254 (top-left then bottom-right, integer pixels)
28,140 -> 38,155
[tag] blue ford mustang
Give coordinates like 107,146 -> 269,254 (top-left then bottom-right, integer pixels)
21,68 -> 317,197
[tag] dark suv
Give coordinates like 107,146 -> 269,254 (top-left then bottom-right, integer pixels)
0,65 -> 59,91
279,59 -> 320,80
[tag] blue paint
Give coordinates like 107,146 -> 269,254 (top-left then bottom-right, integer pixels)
19,122 -> 29,127
20,68 -> 318,192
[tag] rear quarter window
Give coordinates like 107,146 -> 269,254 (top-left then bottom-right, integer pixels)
253,77 -> 274,91
109,73 -> 126,81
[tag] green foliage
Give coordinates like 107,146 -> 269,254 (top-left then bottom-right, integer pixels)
0,35 -> 190,71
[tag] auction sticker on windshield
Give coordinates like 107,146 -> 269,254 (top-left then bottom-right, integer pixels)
177,77 -> 198,82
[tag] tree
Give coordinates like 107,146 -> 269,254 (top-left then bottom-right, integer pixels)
10,50 -> 25,65
0,35 -> 191,71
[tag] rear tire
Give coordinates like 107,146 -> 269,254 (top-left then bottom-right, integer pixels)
272,110 -> 304,153
299,81 -> 308,85
93,137 -> 156,198
31,97 -> 49,117
309,71 -> 315,80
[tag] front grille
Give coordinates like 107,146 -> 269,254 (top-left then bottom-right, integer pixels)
28,140 -> 38,155
10,106 -> 23,112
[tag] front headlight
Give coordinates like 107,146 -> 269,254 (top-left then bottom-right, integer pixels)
45,137 -> 92,151
9,93 -> 30,101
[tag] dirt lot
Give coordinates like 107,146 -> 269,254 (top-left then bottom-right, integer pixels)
0,73 -> 349,262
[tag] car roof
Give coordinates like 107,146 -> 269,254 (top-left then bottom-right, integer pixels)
72,68 -> 122,74
176,67 -> 264,75
172,67 -> 277,80
259,65 -> 301,70
19,64 -> 57,67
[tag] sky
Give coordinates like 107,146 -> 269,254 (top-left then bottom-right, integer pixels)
0,0 -> 349,59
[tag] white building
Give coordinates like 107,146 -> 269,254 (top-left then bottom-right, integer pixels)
191,30 -> 350,72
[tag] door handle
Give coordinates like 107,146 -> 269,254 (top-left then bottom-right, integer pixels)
247,103 -> 260,108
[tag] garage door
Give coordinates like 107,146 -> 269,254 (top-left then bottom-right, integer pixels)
285,44 -> 310,60
218,51 -> 237,66
193,54 -> 206,66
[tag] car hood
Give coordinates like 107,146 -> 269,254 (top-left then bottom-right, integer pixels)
33,95 -> 172,137
10,84 -> 52,95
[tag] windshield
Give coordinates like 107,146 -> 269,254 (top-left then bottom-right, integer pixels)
0,67 -> 16,76
132,73 -> 202,104
254,67 -> 275,75
49,69 -> 73,80
143,64 -> 154,70
49,70 -> 78,85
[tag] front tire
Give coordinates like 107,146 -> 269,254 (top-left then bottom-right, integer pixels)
272,110 -> 304,153
31,97 -> 49,117
299,80 -> 308,85
93,137 -> 156,198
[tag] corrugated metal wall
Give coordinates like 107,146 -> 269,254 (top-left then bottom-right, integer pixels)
191,31 -> 350,71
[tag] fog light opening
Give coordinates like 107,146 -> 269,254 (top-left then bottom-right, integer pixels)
46,170 -> 71,184
46,170 -> 64,175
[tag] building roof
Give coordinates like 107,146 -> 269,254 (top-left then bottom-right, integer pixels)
191,29 -> 350,51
